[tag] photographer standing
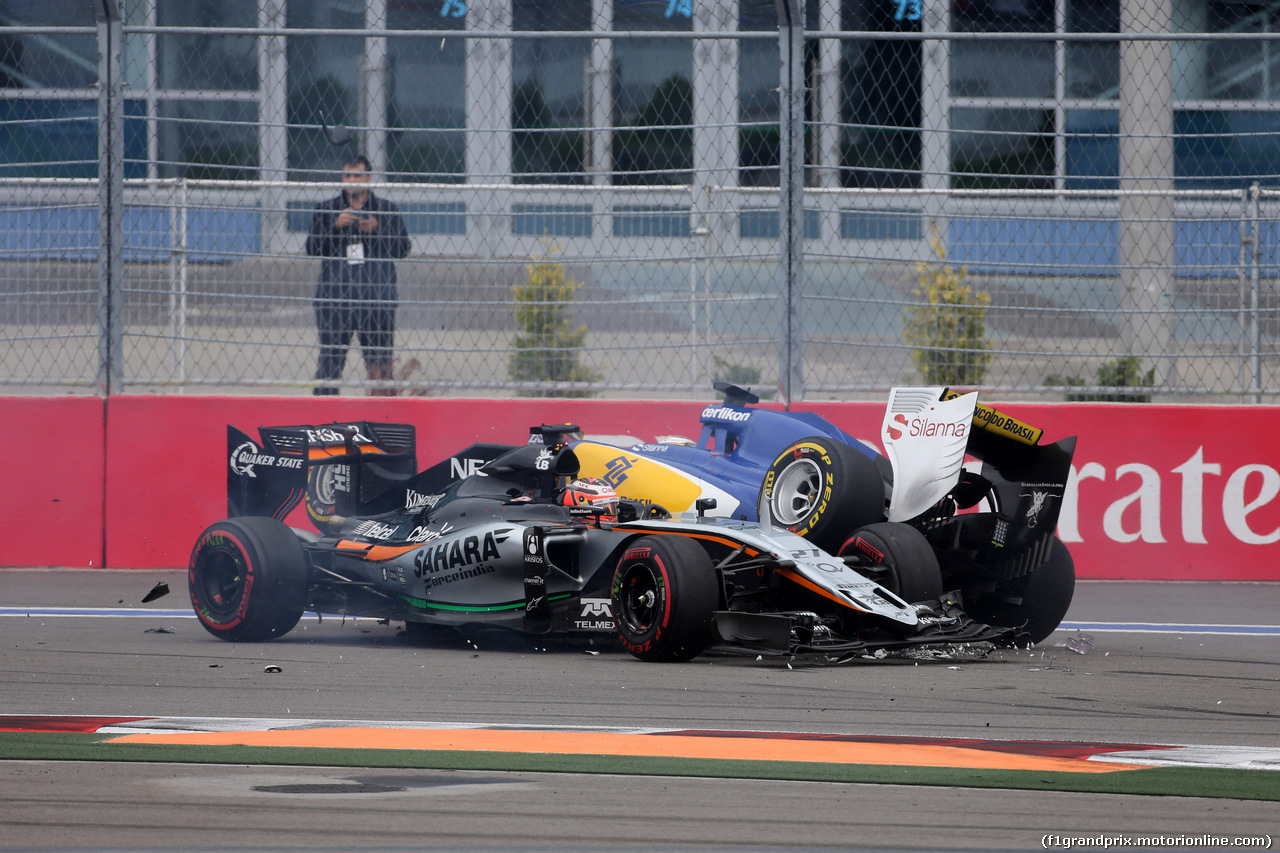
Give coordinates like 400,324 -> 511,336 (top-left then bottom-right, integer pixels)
306,154 -> 410,395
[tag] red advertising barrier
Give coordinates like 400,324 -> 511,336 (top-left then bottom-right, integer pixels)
4,394 -> 1278,581
808,401 -> 1280,582
102,396 -> 713,570
3,396 -> 104,568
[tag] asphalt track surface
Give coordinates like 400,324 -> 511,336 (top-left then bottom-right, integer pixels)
1,569 -> 1278,853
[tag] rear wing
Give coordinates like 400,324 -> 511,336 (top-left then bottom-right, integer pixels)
227,422 -> 511,531
883,388 -> 1077,542
940,388 -> 1077,545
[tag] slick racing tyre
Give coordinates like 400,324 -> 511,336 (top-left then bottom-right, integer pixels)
965,535 -> 1075,646
611,535 -> 718,662
189,517 -> 308,642
305,464 -> 345,528
761,437 -> 884,553
837,522 -> 944,605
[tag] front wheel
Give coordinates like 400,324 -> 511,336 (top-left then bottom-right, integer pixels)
189,517 -> 308,642
761,437 -> 885,553
837,522 -> 943,605
611,535 -> 718,662
965,536 -> 1076,645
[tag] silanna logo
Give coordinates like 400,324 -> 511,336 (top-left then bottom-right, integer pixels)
885,412 -> 968,442
229,441 -> 303,477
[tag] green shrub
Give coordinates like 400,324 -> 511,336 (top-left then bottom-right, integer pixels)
902,228 -> 992,386
509,241 -> 601,398
1046,356 -> 1154,402
711,356 -> 775,399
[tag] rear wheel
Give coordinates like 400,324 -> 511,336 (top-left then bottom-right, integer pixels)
837,522 -> 943,605
305,464 -> 344,527
966,536 -> 1076,645
761,437 -> 884,553
189,517 -> 308,642
611,535 -> 718,662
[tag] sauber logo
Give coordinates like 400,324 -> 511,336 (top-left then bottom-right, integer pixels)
885,412 -> 967,442
229,441 -> 303,477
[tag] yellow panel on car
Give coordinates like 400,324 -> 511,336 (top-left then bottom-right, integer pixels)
573,442 -> 709,513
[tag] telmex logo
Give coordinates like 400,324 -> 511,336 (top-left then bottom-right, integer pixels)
884,413 -> 967,442
701,406 -> 751,422
580,598 -> 611,617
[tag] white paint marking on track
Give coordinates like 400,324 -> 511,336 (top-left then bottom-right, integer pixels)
1059,620 -> 1280,636
1091,746 -> 1280,770
4,608 -> 1276,637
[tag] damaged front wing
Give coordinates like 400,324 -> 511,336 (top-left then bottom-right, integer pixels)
711,594 -> 1019,662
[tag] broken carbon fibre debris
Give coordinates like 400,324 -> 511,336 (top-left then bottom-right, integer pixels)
1054,634 -> 1094,655
141,582 -> 170,603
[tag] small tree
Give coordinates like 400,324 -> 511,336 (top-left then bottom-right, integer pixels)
1046,356 -> 1155,402
509,241 -> 601,398
902,226 -> 992,386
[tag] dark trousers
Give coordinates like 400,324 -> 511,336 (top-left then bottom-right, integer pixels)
314,298 -> 396,395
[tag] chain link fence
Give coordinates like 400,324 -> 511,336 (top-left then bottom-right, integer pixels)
1,0 -> 1278,402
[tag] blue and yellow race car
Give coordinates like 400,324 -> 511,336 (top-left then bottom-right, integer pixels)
570,383 -> 1078,644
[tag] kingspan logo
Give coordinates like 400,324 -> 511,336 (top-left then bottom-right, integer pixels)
229,441 -> 303,477
405,489 -> 442,511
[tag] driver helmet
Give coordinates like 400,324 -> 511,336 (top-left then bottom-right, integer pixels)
560,478 -> 619,521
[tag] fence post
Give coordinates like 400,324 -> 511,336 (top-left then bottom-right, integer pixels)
776,0 -> 805,406
1248,182 -> 1263,403
1119,1 -> 1176,395
96,0 -> 124,396
168,178 -> 189,392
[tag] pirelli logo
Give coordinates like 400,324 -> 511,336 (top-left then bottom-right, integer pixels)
942,389 -> 1043,446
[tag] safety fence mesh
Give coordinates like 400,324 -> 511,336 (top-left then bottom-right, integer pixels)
1,0 -> 1278,402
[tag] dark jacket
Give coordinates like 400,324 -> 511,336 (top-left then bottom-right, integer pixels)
306,191 -> 410,302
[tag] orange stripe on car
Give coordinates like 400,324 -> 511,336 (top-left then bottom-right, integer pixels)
335,541 -> 419,561
775,566 -> 865,611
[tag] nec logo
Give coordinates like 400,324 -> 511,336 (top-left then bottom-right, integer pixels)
449,457 -> 488,479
